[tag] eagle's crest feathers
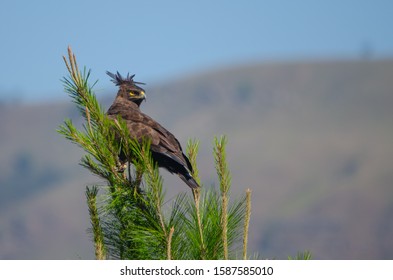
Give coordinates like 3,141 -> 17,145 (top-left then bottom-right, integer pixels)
106,71 -> 145,86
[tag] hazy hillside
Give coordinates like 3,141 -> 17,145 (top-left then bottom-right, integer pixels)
1,59 -> 392,259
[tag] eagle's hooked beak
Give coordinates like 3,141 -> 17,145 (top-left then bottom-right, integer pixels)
141,91 -> 147,102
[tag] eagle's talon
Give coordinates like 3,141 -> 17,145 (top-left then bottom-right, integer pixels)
116,162 -> 127,173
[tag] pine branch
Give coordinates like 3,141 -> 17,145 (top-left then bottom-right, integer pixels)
288,251 -> 312,260
243,188 -> 252,260
86,186 -> 106,260
140,141 -> 167,236
214,136 -> 232,193
192,188 -> 206,259
187,139 -> 201,185
167,227 -> 175,260
214,135 -> 231,260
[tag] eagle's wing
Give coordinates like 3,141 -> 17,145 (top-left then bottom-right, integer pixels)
126,112 -> 193,171
107,102 -> 198,189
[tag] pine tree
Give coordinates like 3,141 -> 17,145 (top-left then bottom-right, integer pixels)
58,47 -> 253,260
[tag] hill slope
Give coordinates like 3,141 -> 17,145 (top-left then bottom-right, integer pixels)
1,59 -> 392,259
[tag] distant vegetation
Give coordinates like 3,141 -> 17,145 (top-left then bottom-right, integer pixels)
0,151 -> 62,210
2,57 -> 392,259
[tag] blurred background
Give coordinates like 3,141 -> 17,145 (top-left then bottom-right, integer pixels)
1,0 -> 393,259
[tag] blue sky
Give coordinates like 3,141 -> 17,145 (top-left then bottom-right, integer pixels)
0,0 -> 392,103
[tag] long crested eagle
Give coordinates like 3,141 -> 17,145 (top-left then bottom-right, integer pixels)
106,71 -> 200,189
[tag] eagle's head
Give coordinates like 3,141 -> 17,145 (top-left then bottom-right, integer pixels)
107,71 -> 146,106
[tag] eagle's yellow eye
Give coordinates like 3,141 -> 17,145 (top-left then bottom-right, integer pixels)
129,91 -> 135,96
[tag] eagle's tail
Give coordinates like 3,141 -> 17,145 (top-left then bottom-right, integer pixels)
179,173 -> 200,189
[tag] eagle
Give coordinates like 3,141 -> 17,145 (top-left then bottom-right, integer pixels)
106,71 -> 200,189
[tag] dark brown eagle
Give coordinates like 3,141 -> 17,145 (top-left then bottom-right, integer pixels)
106,71 -> 199,189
